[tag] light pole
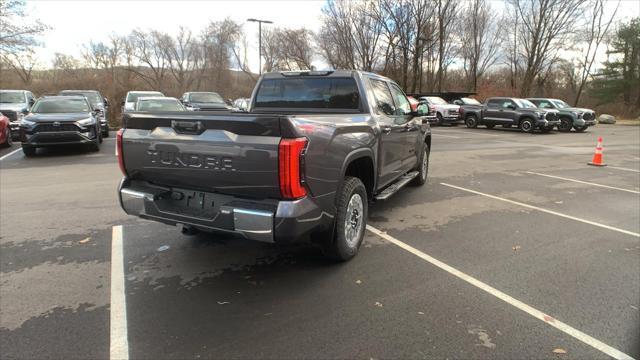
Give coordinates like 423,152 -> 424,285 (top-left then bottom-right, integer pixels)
247,18 -> 273,75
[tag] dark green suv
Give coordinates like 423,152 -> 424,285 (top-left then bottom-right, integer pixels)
527,98 -> 596,132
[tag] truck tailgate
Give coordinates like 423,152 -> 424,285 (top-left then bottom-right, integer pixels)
122,112 -> 290,199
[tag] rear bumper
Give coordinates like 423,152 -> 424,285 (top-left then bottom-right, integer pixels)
118,179 -> 333,244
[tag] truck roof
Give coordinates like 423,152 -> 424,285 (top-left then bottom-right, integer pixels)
261,70 -> 393,82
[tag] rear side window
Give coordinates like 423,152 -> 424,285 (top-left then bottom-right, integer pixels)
370,79 -> 396,116
254,78 -> 360,110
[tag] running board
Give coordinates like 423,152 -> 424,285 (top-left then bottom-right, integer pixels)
374,171 -> 419,200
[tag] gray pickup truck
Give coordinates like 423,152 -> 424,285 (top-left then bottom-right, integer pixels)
462,97 -> 560,133
117,70 -> 431,260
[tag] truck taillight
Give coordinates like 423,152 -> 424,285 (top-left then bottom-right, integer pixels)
278,137 -> 308,199
116,128 -> 127,176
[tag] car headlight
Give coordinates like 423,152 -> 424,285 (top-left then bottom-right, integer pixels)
77,118 -> 94,126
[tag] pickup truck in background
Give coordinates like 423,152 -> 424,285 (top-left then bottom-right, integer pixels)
117,70 -> 431,261
527,98 -> 596,132
462,97 -> 560,133
417,96 -> 461,126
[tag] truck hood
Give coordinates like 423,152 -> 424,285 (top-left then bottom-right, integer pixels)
561,107 -> 594,113
26,113 -> 92,122
0,103 -> 28,113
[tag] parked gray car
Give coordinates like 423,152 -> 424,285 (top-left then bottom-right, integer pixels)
0,89 -> 36,140
117,70 -> 431,261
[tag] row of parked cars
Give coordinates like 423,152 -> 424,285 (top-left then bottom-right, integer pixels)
0,89 -> 250,156
406,94 -> 597,133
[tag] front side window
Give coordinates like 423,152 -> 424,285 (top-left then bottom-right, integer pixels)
32,98 -> 91,113
501,100 -> 516,109
536,100 -> 554,109
389,83 -> 411,116
255,78 -> 360,110
515,99 -> 537,109
370,79 -> 396,116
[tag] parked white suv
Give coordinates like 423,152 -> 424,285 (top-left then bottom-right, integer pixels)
418,96 -> 462,126
122,91 -> 165,112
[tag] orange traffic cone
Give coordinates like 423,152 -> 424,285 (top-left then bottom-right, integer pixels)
588,137 -> 607,166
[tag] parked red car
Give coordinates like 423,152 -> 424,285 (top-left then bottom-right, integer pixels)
0,112 -> 13,147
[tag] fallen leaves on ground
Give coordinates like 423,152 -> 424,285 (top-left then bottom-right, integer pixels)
78,237 -> 90,244
512,245 -> 521,251
552,348 -> 567,354
374,301 -> 383,308
356,280 -> 362,284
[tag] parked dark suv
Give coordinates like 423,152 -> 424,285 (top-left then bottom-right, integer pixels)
58,90 -> 110,137
527,98 -> 596,132
20,96 -> 102,156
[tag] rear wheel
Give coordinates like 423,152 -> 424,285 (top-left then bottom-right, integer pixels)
465,115 -> 478,128
322,176 -> 367,262
22,145 -> 36,157
411,145 -> 430,186
558,117 -> 573,132
520,118 -> 535,133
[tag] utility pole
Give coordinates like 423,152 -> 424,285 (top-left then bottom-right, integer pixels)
247,18 -> 273,75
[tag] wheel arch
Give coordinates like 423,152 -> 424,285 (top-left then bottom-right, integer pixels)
340,149 -> 376,199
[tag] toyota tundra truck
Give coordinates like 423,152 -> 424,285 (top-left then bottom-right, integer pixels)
117,70 -> 431,261
462,97 -> 560,133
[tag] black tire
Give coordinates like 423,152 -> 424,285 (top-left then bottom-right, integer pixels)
485,124 -> 495,129
1,128 -> 12,148
411,144 -> 430,186
435,113 -> 443,126
465,115 -> 478,128
22,145 -> 36,157
520,118 -> 535,133
574,125 -> 588,133
322,176 -> 367,262
558,117 -> 573,132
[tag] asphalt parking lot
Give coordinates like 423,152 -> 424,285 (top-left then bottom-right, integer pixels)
1,125 -> 638,359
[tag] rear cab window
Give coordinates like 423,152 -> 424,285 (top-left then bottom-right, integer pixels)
254,77 -> 361,112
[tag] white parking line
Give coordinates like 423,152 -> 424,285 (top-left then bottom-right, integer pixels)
0,148 -> 22,161
526,171 -> 640,194
440,182 -> 640,238
110,225 -> 129,360
608,166 -> 640,173
366,225 -> 635,360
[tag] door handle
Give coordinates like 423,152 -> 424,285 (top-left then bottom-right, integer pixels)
382,126 -> 392,134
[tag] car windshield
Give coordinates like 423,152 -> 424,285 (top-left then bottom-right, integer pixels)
0,92 -> 25,103
255,78 -> 360,110
189,93 -> 224,103
427,97 -> 448,105
552,100 -> 570,109
127,92 -> 164,103
515,99 -> 537,109
61,92 -> 102,106
137,99 -> 184,112
461,97 -> 481,105
32,98 -> 91,113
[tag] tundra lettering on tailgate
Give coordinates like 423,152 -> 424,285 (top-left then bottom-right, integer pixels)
147,149 -> 235,171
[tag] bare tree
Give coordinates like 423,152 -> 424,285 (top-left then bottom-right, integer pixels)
573,0 -> 619,105
508,0 -> 585,96
461,0 -> 502,91
128,29 -> 171,90
435,0 -> 459,92
162,26 -> 201,93
2,49 -> 38,84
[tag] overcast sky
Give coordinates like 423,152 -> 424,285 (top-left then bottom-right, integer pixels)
26,0 -> 640,72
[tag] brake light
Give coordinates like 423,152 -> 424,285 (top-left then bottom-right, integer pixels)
116,128 -> 127,176
278,137 -> 308,199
